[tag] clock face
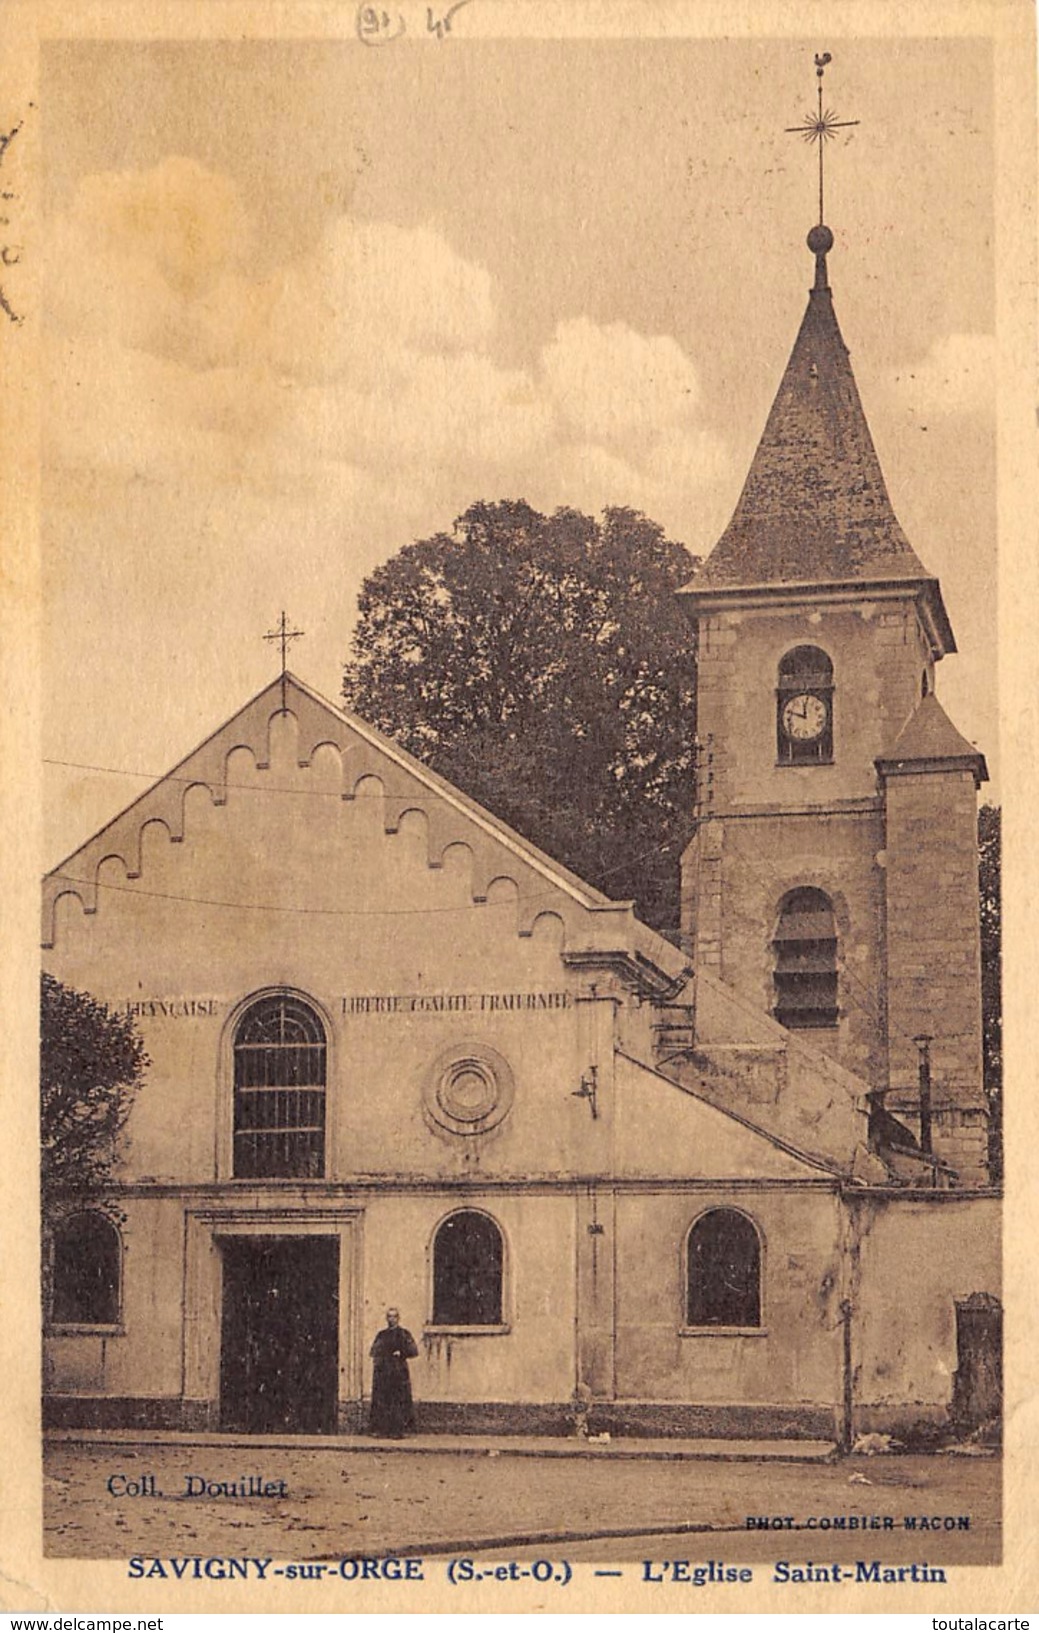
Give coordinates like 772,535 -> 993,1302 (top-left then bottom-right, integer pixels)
782,692 -> 828,742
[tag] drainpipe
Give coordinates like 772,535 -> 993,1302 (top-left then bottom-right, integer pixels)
915,1035 -> 933,1155
840,1298 -> 854,1454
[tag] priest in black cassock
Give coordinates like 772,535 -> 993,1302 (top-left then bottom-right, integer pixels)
368,1307 -> 419,1437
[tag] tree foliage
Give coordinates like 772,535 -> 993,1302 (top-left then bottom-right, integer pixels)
978,804 -> 1002,1184
342,500 -> 699,931
41,973 -> 149,1221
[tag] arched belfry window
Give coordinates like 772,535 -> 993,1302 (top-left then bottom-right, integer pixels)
686,1209 -> 761,1328
51,1212 -> 121,1326
432,1210 -> 504,1326
773,888 -> 839,1030
777,646 -> 834,764
233,995 -> 327,1179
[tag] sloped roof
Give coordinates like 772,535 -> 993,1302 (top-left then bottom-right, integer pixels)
615,1050 -> 842,1181
691,245 -> 934,592
875,692 -> 988,785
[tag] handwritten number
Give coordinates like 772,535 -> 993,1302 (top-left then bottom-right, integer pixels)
356,0 -> 471,44
356,5 -> 406,44
428,0 -> 472,36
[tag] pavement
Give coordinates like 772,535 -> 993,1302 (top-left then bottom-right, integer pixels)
46,1427 -> 838,1462
43,1434 -> 1000,1564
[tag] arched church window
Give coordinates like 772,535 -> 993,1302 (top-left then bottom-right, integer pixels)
777,646 -> 834,764
686,1208 -> 761,1328
233,995 -> 327,1179
432,1210 -> 504,1326
773,887 -> 839,1029
50,1211 -> 121,1326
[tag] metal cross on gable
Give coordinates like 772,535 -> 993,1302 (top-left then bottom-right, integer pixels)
264,610 -> 305,708
785,52 -> 860,226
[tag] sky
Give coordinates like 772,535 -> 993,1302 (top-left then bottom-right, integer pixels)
40,32 -> 997,864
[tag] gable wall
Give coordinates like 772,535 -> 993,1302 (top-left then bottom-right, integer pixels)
44,718 -> 610,1182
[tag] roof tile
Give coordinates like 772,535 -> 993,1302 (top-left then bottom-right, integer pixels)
696,263 -> 932,589
876,692 -> 988,783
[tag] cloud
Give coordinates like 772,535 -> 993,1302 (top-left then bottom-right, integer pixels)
47,157 -> 256,370
82,155 -> 251,297
44,156 -> 731,551
540,316 -> 703,448
889,333 -> 995,418
539,424 -> 728,530
261,219 -> 498,384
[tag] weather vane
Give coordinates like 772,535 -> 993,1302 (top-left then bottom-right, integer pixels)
264,610 -> 305,708
785,52 -> 859,226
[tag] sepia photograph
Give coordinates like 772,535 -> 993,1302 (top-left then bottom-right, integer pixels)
3,0 -> 1035,1615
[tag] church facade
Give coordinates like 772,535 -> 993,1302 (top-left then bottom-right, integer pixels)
42,226 -> 1001,1443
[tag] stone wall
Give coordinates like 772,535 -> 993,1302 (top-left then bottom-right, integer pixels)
846,1191 -> 1001,1436
683,593 -> 934,1099
882,766 -> 988,1182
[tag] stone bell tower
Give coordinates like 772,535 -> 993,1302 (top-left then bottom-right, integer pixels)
678,214 -> 990,1184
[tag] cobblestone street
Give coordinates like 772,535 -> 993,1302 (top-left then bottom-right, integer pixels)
44,1436 -> 1000,1566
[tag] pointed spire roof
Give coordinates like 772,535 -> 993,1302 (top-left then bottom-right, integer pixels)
691,230 -> 936,593
875,692 -> 988,787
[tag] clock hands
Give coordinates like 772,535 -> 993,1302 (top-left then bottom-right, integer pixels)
783,693 -> 826,741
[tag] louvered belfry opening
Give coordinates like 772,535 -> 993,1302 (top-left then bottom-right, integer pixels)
773,887 -> 839,1029
233,996 -> 327,1179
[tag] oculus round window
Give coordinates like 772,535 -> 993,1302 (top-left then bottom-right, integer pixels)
425,1043 -> 514,1136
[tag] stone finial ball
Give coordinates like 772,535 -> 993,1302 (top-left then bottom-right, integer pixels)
807,224 -> 835,255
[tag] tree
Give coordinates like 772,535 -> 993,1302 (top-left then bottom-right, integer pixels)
40,973 -> 149,1223
342,500 -> 699,931
978,804 -> 1002,1184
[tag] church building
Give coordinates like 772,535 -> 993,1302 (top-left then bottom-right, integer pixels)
42,211 -> 1000,1443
